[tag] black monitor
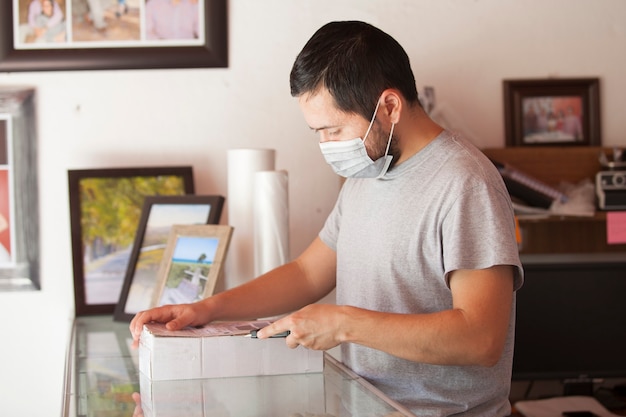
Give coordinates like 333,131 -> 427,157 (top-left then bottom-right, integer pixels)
513,253 -> 626,397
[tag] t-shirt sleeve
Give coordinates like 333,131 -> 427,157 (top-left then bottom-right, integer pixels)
442,182 -> 524,290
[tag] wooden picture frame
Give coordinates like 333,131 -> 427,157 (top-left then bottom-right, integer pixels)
503,78 -> 601,147
0,87 -> 39,291
68,166 -> 194,316
1,0 -> 227,72
113,194 -> 225,322
151,224 -> 232,308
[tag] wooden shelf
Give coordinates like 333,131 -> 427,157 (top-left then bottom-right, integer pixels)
482,147 -> 626,254
517,212 -> 626,254
482,146 -> 610,187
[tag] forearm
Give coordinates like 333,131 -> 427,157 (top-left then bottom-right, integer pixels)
201,259 -> 334,322
340,307 -> 503,366
129,237 -> 337,345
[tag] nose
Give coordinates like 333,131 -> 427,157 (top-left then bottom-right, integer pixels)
318,132 -> 331,143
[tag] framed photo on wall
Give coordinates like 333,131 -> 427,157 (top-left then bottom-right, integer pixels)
1,0 -> 227,72
503,78 -> 601,147
114,195 -> 225,322
68,166 -> 194,316
151,224 -> 232,309
0,87 -> 38,291
0,118 -> 12,270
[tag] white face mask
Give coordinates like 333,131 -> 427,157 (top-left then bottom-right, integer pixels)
319,99 -> 395,179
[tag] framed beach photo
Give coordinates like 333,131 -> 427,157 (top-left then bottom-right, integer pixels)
503,78 -> 601,147
1,0 -> 227,72
151,224 -> 232,308
68,166 -> 194,316
113,195 -> 225,322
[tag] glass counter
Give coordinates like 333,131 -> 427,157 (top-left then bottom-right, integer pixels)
62,316 -> 416,417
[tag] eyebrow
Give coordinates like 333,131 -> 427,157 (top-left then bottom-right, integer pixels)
309,124 -> 340,133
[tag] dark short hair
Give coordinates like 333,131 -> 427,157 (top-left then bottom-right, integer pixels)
290,21 -> 420,119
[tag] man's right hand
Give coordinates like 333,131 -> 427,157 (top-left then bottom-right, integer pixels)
129,302 -> 210,349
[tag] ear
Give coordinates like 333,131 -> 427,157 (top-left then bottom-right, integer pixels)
379,89 -> 402,124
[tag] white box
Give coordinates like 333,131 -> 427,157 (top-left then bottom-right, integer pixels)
139,322 -> 324,381
139,370 -> 325,417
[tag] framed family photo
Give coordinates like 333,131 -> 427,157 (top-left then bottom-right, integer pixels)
503,78 -> 601,147
1,0 -> 227,72
151,224 -> 232,309
114,194 -> 224,322
68,166 -> 194,316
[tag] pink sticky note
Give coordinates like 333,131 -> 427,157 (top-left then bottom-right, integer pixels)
606,211 -> 626,244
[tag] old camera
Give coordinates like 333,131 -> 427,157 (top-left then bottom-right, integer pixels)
596,170 -> 626,210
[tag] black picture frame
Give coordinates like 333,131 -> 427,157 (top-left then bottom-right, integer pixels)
113,194 -> 224,322
1,0 -> 227,72
503,78 -> 601,147
68,166 -> 194,316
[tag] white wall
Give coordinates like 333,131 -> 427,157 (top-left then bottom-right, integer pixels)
1,1 -> 625,414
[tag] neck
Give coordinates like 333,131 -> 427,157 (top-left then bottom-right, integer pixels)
394,105 -> 444,165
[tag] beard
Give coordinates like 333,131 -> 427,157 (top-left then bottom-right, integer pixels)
366,121 -> 400,168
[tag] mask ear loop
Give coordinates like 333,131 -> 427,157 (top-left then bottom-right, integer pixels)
362,99 -> 382,144
383,122 -> 395,156
375,122 -> 396,179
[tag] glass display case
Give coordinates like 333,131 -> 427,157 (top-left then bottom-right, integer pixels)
62,316 -> 416,417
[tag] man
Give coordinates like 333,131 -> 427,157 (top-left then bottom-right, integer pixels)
130,21 -> 523,416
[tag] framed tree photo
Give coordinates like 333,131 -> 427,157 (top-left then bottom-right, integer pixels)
503,78 -> 601,147
68,166 -> 194,316
114,195 -> 225,322
151,224 -> 232,308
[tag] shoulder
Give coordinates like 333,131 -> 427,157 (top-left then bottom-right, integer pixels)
426,132 -> 503,190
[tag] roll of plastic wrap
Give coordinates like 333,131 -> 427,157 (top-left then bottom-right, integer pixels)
253,170 -> 290,276
225,149 -> 275,290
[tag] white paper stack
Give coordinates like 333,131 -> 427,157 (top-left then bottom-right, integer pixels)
138,321 -> 323,381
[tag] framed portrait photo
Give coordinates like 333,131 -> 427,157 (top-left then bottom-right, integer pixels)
1,0 -> 227,72
68,166 -> 194,316
503,78 -> 601,147
113,194 -> 225,322
151,224 -> 232,308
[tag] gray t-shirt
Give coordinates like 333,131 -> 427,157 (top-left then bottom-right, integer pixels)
319,131 -> 524,417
